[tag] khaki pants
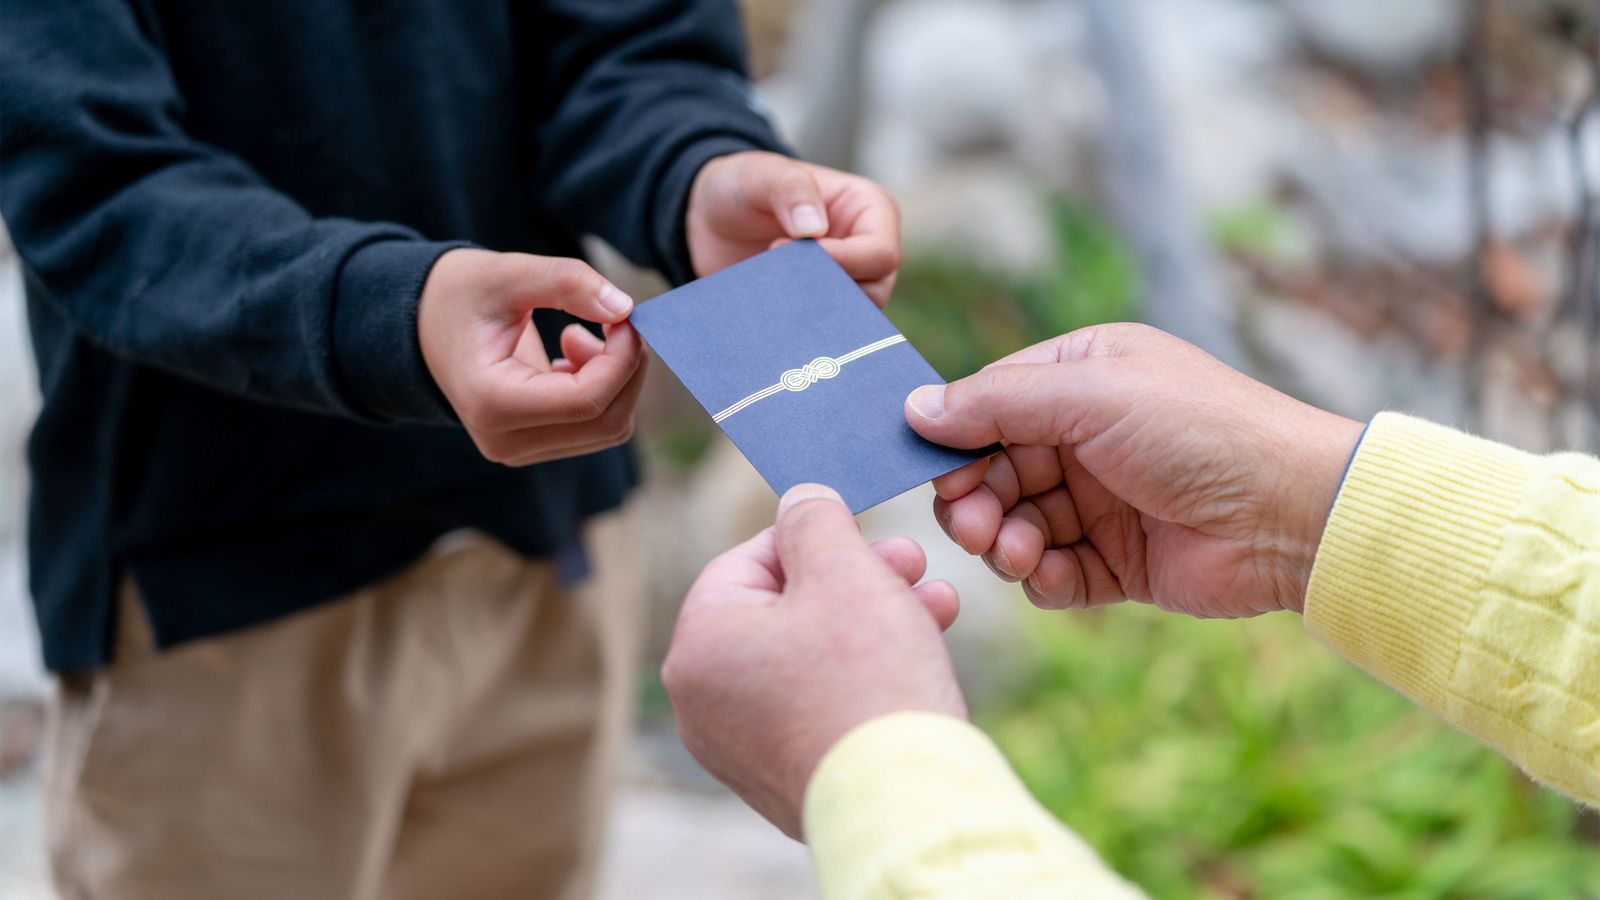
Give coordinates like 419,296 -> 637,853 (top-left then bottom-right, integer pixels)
44,514 -> 642,900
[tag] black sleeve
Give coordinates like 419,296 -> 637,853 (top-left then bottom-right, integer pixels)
531,0 -> 791,285
0,0 -> 462,425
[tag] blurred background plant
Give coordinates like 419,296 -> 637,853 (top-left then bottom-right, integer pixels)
994,606 -> 1600,899
3,0 -> 1598,896
891,197 -> 1141,377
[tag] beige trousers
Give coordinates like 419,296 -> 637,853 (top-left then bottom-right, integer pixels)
44,514 -> 642,900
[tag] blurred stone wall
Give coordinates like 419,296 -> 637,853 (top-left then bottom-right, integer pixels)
759,0 -> 1598,444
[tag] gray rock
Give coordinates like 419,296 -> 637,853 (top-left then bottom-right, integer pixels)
1143,0 -> 1300,213
1284,0 -> 1463,75
860,0 -> 1098,191
1287,126 -> 1582,266
1243,297 -> 1471,427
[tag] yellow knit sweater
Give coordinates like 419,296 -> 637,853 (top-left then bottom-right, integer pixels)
803,413 -> 1600,899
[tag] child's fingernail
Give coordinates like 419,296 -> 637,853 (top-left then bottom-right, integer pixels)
599,283 -> 633,316
791,204 -> 825,235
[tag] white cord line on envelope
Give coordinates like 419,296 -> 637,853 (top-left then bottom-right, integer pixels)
711,334 -> 907,424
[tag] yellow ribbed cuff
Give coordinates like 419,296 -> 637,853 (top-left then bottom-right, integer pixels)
1305,412 -> 1539,710
803,712 -> 1142,900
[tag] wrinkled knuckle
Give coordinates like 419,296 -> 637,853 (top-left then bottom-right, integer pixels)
583,392 -> 611,422
526,256 -> 586,296
780,167 -> 816,197
568,391 -> 607,422
1100,322 -> 1164,357
1069,357 -> 1121,418
551,260 -> 598,297
1118,322 -> 1162,341
475,385 -> 523,431
956,367 -> 998,408
478,254 -> 520,293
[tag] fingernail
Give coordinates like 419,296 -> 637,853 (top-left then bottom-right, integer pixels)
598,283 -> 633,317
982,555 -> 1015,583
936,505 -> 968,553
907,385 -> 945,420
1022,575 -> 1051,608
992,544 -> 1017,579
778,483 -> 843,516
791,204 -> 825,236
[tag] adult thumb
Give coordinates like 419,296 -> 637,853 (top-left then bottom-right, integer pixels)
774,484 -> 876,589
905,363 -> 1086,449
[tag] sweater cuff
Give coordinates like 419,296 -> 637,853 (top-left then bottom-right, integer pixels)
804,712 -> 1139,900
1304,412 -> 1540,710
651,135 -> 788,286
333,237 -> 471,425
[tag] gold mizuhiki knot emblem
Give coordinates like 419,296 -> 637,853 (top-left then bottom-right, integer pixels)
712,334 -> 907,423
779,356 -> 842,392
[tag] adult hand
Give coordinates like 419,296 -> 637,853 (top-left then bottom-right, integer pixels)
418,248 -> 647,466
685,151 -> 902,306
662,484 -> 966,839
904,324 -> 1365,618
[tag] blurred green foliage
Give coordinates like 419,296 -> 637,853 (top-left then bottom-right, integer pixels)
1208,201 -> 1294,258
646,415 -> 720,472
887,198 -> 1139,379
986,604 -> 1600,899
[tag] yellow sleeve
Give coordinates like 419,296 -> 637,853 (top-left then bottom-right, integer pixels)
1305,412 -> 1600,804
803,712 -> 1147,900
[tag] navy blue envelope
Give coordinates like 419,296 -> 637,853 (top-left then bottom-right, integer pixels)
630,240 -> 993,513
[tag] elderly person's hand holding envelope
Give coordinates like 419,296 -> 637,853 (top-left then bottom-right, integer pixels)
661,322 -> 1600,900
